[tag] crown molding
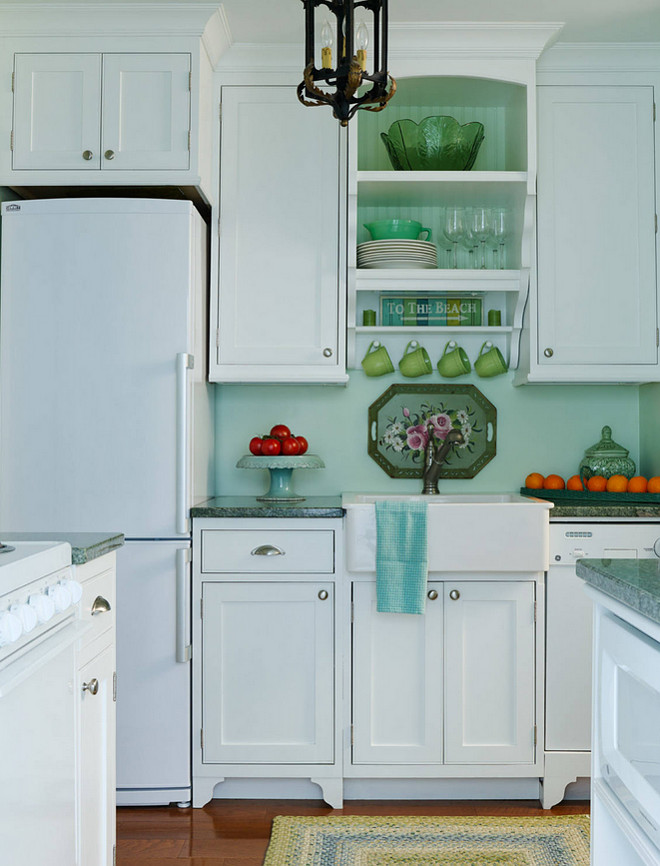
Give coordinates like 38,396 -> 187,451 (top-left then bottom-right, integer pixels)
201,6 -> 232,67
387,22 -> 565,58
540,41 -> 660,72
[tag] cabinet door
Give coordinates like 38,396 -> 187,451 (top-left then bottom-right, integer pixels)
13,54 -> 101,169
214,86 -> 343,377
78,643 -> 116,866
202,581 -> 334,764
444,581 -> 535,764
352,581 -> 444,764
537,86 -> 657,367
101,54 -> 191,171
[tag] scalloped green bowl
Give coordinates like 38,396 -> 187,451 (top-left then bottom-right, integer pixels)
380,115 -> 485,171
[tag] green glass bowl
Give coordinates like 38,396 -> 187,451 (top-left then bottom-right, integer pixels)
380,115 -> 485,171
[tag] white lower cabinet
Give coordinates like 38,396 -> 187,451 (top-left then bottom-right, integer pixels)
352,580 -> 536,769
75,552 -> 116,866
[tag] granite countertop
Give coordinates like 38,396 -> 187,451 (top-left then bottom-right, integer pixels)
576,557 -> 660,625
2,532 -> 125,565
191,495 -> 344,519
550,504 -> 660,519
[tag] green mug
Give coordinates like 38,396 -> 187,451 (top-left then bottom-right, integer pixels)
399,340 -> 432,378
363,219 -> 432,242
437,340 -> 471,378
361,341 -> 394,376
474,341 -> 508,378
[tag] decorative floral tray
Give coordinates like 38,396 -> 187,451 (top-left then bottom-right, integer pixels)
368,384 -> 496,479
520,487 -> 660,504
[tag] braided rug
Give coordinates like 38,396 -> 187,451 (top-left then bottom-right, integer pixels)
263,814 -> 590,866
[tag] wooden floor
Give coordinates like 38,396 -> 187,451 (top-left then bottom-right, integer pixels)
116,798 -> 590,865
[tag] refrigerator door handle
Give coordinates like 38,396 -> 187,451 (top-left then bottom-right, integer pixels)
176,353 -> 194,535
175,547 -> 191,664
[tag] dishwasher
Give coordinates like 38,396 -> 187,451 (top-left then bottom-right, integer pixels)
543,520 -> 660,809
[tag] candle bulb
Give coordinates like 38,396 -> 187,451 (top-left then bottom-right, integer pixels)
356,21 -> 368,71
321,20 -> 333,68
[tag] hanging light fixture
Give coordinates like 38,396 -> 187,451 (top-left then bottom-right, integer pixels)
298,0 -> 396,126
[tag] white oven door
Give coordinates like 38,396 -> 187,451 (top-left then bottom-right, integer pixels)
0,623 -> 78,865
600,611 -> 660,846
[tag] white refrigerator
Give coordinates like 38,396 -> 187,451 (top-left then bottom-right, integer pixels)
0,198 -> 215,806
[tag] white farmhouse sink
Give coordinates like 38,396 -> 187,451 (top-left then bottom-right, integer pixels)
343,492 -> 552,573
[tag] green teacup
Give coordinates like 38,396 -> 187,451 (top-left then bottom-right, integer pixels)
364,219 -> 432,241
474,341 -> 508,378
399,340 -> 432,378
361,341 -> 394,377
437,340 -> 471,378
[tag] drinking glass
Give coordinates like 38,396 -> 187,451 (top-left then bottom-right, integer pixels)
460,224 -> 479,270
490,207 -> 510,270
470,207 -> 490,269
443,207 -> 464,269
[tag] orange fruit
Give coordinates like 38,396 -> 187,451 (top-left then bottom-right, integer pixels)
647,477 -> 660,494
587,475 -> 607,492
627,476 -> 648,493
543,474 -> 565,490
606,474 -> 628,493
566,475 -> 584,491
525,472 -> 544,489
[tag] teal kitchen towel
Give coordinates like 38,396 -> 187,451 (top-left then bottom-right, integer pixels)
375,500 -> 428,614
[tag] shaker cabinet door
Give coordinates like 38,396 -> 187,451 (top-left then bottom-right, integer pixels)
13,53 -> 102,170
536,85 -> 657,368
212,86 -> 345,381
101,54 -> 191,171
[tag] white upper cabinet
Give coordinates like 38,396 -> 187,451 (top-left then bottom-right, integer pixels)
517,84 -> 659,383
13,53 -> 190,172
209,86 -> 347,383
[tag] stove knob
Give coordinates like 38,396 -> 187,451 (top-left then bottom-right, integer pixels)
48,583 -> 72,613
61,579 -> 83,604
654,539 -> 660,558
0,610 -> 22,646
28,592 -> 55,624
10,602 -> 37,634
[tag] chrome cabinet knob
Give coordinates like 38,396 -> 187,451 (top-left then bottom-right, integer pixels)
427,589 -> 438,601
91,595 -> 111,615
82,678 -> 99,695
82,150 -> 93,161
323,348 -> 333,357
449,589 -> 461,600
543,348 -> 554,358
318,590 -> 329,601
104,149 -> 115,160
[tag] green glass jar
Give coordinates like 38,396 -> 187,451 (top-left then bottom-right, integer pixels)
578,426 -> 636,480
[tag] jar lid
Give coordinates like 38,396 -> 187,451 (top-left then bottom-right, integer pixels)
583,425 -> 630,458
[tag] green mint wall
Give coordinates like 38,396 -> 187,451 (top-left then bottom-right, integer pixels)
640,383 -> 660,477
215,376 -> 640,496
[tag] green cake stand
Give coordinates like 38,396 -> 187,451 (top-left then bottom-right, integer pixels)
236,454 -> 325,501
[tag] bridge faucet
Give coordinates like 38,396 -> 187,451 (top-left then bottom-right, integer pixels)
421,426 -> 464,495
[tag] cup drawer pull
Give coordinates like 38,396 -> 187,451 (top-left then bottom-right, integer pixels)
91,595 -> 112,615
251,545 -> 285,557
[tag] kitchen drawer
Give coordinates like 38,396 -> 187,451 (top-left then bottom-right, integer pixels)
201,529 -> 335,574
79,566 -> 115,648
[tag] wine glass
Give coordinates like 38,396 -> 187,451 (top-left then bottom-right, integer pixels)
443,207 -> 464,269
490,207 -> 510,270
460,223 -> 479,270
470,207 -> 490,269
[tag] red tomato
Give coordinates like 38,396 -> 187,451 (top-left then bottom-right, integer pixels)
281,437 -> 301,455
269,424 -> 291,441
294,435 -> 308,455
260,437 -> 281,456
249,436 -> 263,455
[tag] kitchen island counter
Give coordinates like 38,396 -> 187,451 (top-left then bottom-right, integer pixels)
191,495 -> 344,519
1,531 -> 124,564
576,557 -> 660,625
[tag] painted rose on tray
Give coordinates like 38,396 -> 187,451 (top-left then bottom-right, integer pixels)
379,401 -> 481,464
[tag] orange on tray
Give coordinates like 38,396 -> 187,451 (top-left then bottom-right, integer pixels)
648,477 -> 660,493
587,475 -> 607,491
543,474 -> 565,490
627,476 -> 648,493
525,472 -> 544,489
566,475 -> 584,491
606,474 -> 629,493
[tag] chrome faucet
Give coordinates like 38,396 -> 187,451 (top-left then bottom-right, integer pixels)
422,426 -> 464,495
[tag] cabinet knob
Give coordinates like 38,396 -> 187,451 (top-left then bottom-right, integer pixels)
82,150 -> 93,161
251,544 -> 285,556
543,348 -> 554,358
318,590 -> 329,601
449,589 -> 460,600
104,149 -> 115,160
323,348 -> 333,358
82,678 -> 99,696
427,589 -> 438,601
91,595 -> 111,615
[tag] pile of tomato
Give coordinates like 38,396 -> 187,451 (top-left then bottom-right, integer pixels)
249,424 -> 309,457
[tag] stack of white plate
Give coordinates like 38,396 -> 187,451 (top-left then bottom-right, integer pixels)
357,239 -> 438,269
